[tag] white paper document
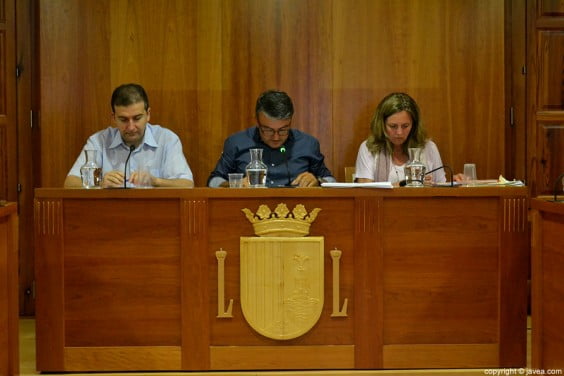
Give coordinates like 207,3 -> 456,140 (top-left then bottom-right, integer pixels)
321,182 -> 394,189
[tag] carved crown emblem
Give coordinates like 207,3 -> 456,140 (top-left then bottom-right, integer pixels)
242,203 -> 321,237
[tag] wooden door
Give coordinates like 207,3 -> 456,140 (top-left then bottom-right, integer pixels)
527,0 -> 564,195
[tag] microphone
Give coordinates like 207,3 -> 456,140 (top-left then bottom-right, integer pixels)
124,144 -> 135,188
280,146 -> 291,186
425,165 -> 454,187
399,165 -> 454,187
552,172 -> 564,202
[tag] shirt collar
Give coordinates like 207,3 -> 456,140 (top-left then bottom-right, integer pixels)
108,123 -> 157,150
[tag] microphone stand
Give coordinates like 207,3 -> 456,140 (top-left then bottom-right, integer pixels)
552,172 -> 564,202
280,146 -> 291,187
425,165 -> 454,187
124,144 -> 135,188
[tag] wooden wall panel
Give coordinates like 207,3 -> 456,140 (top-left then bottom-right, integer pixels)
537,123 -> 564,192
540,0 -> 564,16
219,0 -> 333,177
39,0 -> 508,187
0,0 -> 17,202
333,0 -> 506,180
39,0 -> 111,188
538,31 -> 564,110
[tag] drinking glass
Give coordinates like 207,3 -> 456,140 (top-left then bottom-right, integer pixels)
463,163 -> 477,185
228,173 -> 244,188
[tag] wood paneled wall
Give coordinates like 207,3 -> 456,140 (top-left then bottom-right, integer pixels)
1,0 -> 17,200
39,0 -> 507,187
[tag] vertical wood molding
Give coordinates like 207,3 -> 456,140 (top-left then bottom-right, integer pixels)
34,198 -> 65,370
530,209 -> 543,367
0,126 -> 6,198
499,196 -> 528,366
180,198 -> 210,369
184,199 -> 206,237
354,197 -> 382,368
503,197 -> 528,233
34,198 -> 62,236
355,197 -> 378,235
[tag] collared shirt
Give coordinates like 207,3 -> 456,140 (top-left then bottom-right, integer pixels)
68,123 -> 193,184
207,127 -> 335,187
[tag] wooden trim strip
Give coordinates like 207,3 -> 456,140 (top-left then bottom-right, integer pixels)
210,345 -> 355,370
383,344 -> 499,369
64,346 -> 181,371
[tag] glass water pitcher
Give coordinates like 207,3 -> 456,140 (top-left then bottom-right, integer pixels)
80,149 -> 102,189
245,148 -> 268,188
404,147 -> 426,187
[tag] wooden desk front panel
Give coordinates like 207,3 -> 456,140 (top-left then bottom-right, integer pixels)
35,198 -> 183,371
205,197 -> 358,369
63,199 -> 182,347
34,188 -> 528,372
382,197 -> 500,368
531,199 -> 564,369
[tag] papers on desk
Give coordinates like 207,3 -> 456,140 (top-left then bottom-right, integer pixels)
466,175 -> 525,187
321,182 -> 394,189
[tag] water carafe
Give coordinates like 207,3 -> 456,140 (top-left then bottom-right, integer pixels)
404,147 -> 426,187
80,149 -> 102,189
245,148 -> 268,188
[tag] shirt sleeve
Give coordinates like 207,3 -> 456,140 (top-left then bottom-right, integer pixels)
307,138 -> 335,181
354,141 -> 376,180
207,137 -> 237,187
161,135 -> 193,181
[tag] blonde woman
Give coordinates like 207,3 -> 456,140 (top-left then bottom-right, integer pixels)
355,92 -> 446,185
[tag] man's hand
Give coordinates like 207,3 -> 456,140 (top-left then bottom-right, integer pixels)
291,172 -> 319,187
129,170 -> 153,187
102,170 -> 125,188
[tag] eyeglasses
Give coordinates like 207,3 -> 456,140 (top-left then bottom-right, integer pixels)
258,125 -> 290,136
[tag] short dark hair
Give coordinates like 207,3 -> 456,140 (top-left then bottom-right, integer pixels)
255,90 -> 294,120
110,83 -> 149,112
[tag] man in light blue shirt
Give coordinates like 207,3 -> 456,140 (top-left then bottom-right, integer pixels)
65,83 -> 193,188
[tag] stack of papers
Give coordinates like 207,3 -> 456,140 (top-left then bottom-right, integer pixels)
321,182 -> 393,189
467,175 -> 525,187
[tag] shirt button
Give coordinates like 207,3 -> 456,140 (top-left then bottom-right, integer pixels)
271,163 -> 275,167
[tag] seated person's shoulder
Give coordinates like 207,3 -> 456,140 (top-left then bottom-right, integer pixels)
424,139 -> 439,150
224,127 -> 256,147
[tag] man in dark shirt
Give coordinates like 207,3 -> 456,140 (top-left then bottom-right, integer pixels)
207,90 -> 335,187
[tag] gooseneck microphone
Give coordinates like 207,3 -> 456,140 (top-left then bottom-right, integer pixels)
280,146 -> 291,186
399,165 -> 454,187
425,165 -> 454,187
124,144 -> 135,188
